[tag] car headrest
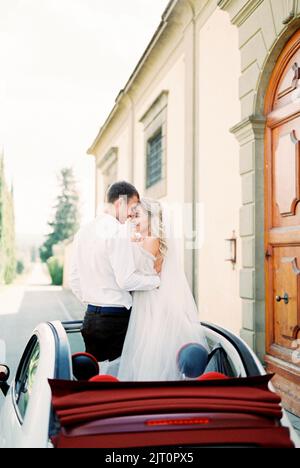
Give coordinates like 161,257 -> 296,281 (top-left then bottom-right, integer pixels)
72,352 -> 99,381
177,343 -> 209,378
89,375 -> 119,382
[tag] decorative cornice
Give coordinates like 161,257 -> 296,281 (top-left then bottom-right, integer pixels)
282,0 -> 297,25
97,147 -> 118,173
233,0 -> 264,26
217,0 -> 232,10
139,90 -> 169,125
230,115 -> 266,144
218,0 -> 264,27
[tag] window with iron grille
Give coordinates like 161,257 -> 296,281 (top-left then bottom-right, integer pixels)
146,129 -> 162,189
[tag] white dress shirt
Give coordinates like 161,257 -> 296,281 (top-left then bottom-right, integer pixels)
69,213 -> 160,310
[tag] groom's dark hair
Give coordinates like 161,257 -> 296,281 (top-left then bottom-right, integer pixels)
107,181 -> 140,204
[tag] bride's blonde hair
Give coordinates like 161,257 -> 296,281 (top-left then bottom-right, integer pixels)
140,197 -> 167,258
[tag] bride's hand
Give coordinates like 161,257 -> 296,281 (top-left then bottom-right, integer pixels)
154,255 -> 163,274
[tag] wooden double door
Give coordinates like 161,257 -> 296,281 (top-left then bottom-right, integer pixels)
265,30 -> 300,415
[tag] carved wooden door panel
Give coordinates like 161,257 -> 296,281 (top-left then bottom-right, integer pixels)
265,31 -> 300,416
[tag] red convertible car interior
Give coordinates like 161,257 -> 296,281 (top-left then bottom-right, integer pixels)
49,374 -> 294,449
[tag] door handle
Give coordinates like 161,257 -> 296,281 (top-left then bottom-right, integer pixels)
275,293 -> 289,305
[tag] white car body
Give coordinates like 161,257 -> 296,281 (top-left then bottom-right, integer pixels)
0,321 -> 70,448
0,320 -> 299,448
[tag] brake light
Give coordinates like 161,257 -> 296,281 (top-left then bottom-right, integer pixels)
146,418 -> 210,426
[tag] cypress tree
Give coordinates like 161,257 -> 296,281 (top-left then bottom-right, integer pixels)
40,167 -> 80,263
0,154 -> 16,284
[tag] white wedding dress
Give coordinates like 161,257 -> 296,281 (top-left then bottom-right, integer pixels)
117,238 -> 208,381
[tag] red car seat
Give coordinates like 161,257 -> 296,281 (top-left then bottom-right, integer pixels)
89,375 -> 119,382
198,372 -> 229,381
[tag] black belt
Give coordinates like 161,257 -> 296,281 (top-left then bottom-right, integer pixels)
87,305 -> 131,315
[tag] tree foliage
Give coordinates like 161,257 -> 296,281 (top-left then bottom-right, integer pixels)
47,256 -> 64,286
40,167 -> 80,263
0,155 -> 16,284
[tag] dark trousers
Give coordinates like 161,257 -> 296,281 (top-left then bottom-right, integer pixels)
81,310 -> 131,362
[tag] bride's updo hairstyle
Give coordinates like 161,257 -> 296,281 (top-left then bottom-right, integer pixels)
140,197 -> 167,258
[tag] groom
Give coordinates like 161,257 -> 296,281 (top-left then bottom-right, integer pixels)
69,181 -> 161,363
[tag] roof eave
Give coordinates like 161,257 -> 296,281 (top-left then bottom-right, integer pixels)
87,0 -> 178,156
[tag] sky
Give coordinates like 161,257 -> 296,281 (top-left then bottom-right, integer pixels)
0,0 -> 169,239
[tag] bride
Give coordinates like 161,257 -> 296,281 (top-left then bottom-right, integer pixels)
117,197 -> 208,381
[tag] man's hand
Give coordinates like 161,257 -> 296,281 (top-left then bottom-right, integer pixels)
154,255 -> 164,274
